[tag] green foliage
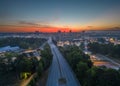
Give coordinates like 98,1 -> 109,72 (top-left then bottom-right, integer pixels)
5,52 -> 18,58
59,45 -> 120,86
98,69 -> 120,86
27,44 -> 53,86
37,61 -> 43,76
88,42 -> 120,58
15,57 -> 33,73
30,57 -> 39,73
85,67 -> 120,86
41,44 -> 53,69
0,37 -> 46,49
0,38 -> 51,86
59,45 -> 92,70
85,67 -> 104,86
76,62 -> 89,84
14,47 -> 52,78
0,52 -> 19,73
0,61 -> 8,73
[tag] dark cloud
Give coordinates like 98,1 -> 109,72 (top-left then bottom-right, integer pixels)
87,26 -> 94,28
0,20 -> 58,30
19,21 -> 38,26
0,24 -> 26,28
108,27 -> 120,30
18,21 -> 53,28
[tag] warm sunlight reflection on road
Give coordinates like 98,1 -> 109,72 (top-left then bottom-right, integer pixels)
90,55 -> 119,70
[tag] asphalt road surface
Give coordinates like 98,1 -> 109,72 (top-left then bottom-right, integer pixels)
90,54 -> 120,70
46,39 -> 81,86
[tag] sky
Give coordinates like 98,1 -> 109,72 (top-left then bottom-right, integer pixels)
0,0 -> 120,32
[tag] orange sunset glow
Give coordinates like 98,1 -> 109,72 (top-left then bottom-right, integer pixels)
0,0 -> 120,32
0,25 -> 73,32
0,25 -> 119,33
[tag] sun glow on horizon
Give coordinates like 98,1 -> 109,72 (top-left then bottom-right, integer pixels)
1,24 -> 120,33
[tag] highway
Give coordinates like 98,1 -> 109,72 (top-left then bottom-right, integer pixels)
96,54 -> 120,67
46,39 -> 81,86
83,38 -> 120,70
90,54 -> 120,70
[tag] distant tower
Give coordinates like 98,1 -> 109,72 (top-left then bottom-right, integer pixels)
69,30 -> 72,37
69,30 -> 72,33
35,30 -> 39,34
58,30 -> 61,33
58,30 -> 61,41
82,30 -> 85,40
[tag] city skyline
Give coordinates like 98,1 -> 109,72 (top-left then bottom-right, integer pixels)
0,0 -> 120,32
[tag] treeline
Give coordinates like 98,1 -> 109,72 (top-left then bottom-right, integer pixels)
28,44 -> 53,86
59,45 -> 120,86
0,37 -> 46,49
88,42 -> 120,58
0,44 -> 53,86
59,46 -> 92,85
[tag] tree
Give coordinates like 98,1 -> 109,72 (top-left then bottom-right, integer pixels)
41,44 -> 53,69
37,61 -> 43,76
98,69 -> 120,86
85,67 -> 104,86
30,57 -> 39,73
14,57 -> 33,78
76,62 -> 89,85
